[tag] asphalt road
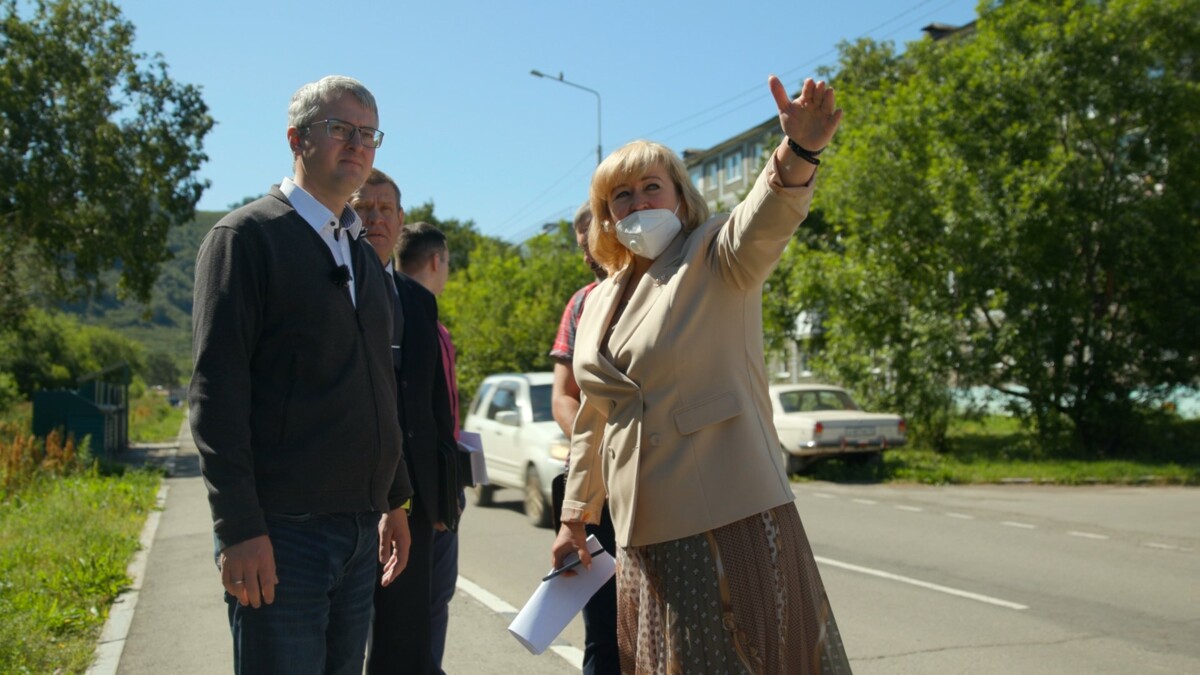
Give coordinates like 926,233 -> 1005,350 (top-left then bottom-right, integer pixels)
457,483 -> 1200,674
111,425 -> 1197,675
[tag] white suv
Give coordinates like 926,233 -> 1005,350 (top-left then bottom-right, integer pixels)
462,372 -> 568,527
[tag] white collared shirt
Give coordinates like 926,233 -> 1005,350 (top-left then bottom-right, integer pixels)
280,177 -> 364,306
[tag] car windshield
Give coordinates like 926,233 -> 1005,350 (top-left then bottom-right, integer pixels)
778,389 -> 861,413
529,384 -> 553,423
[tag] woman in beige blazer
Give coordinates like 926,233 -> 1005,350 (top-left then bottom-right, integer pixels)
552,76 -> 852,674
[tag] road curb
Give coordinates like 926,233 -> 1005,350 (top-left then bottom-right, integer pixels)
86,482 -> 171,675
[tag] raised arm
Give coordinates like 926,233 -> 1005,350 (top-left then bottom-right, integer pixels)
708,76 -> 845,289
768,75 -> 843,188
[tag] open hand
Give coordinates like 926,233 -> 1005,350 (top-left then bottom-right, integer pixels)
770,75 -> 842,152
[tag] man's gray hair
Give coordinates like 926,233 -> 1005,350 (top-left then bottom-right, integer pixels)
288,75 -> 377,130
573,200 -> 593,234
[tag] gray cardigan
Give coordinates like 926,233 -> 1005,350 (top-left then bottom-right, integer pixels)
189,187 -> 411,549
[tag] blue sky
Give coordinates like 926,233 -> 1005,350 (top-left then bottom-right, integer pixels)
114,0 -> 980,241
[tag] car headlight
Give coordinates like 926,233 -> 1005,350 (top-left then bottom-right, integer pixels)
550,440 -> 571,461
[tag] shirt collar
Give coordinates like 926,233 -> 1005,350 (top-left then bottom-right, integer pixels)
280,177 -> 364,240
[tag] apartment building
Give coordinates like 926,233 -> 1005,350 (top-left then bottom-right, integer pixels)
681,22 -> 975,214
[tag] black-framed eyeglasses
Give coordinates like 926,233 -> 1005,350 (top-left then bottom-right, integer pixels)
303,118 -> 385,148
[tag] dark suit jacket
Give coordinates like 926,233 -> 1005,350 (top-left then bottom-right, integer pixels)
391,270 -> 456,522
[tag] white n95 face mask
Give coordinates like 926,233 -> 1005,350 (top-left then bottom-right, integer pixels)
613,207 -> 681,260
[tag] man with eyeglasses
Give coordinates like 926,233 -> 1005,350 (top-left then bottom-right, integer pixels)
352,170 -> 462,674
190,75 -> 412,674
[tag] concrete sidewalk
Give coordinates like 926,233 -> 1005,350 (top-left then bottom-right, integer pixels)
105,422 -> 578,674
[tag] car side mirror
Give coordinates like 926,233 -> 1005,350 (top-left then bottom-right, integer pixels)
496,410 -> 521,427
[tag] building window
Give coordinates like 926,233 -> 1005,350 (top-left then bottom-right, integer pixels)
690,168 -> 703,191
725,151 -> 743,183
705,162 -> 718,190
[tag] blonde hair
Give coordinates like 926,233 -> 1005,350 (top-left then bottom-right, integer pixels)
587,140 -> 709,274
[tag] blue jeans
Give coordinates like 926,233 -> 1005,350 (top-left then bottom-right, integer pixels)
225,512 -> 380,675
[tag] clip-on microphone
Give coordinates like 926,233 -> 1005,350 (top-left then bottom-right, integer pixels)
330,264 -> 351,288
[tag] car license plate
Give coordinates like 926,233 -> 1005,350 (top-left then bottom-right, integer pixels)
844,426 -> 874,438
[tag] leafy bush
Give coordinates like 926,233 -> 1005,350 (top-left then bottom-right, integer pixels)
0,373 -> 19,414
0,307 -> 145,399
0,424 -> 87,495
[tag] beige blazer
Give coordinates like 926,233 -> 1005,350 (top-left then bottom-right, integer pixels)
563,157 -> 816,547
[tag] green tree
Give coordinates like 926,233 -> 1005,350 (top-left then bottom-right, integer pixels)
144,351 -> 181,387
440,221 -> 592,404
0,0 -> 213,321
0,307 -> 145,397
404,199 -> 487,273
805,0 -> 1200,454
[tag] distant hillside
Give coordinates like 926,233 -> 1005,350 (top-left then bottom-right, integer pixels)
60,210 -> 225,370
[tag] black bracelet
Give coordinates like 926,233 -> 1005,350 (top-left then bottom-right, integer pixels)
787,138 -> 823,166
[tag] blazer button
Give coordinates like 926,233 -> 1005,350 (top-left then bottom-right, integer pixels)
407,431 -> 414,438
649,433 -> 661,446
609,401 -> 616,411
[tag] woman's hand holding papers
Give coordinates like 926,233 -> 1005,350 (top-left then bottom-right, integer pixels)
551,521 -> 591,578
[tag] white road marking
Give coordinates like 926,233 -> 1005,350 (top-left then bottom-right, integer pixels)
945,512 -> 974,520
456,576 -> 583,671
1002,521 -> 1036,529
548,645 -> 585,668
812,492 -> 836,499
815,556 -> 1029,610
895,505 -> 923,512
1144,542 -> 1178,551
456,576 -> 518,614
852,499 -> 878,505
1068,531 -> 1109,540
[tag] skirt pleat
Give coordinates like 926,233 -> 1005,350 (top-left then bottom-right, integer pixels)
616,505 -> 852,674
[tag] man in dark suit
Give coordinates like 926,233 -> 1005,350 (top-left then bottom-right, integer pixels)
352,169 -> 456,674
393,219 -> 462,674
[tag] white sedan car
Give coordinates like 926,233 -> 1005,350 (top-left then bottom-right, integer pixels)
770,384 -> 906,474
462,372 -> 568,527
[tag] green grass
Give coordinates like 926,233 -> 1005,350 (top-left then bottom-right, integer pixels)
0,396 -> 170,672
797,416 -> 1200,485
0,469 -> 160,673
127,392 -> 185,444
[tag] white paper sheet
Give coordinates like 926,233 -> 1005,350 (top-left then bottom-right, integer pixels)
507,535 -> 615,655
457,430 -> 488,485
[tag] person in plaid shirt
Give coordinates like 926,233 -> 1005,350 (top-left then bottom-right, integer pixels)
549,202 -> 617,675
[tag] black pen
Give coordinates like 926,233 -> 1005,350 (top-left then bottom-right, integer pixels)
542,549 -> 602,582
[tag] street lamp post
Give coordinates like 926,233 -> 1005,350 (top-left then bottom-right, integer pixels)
530,69 -> 602,166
